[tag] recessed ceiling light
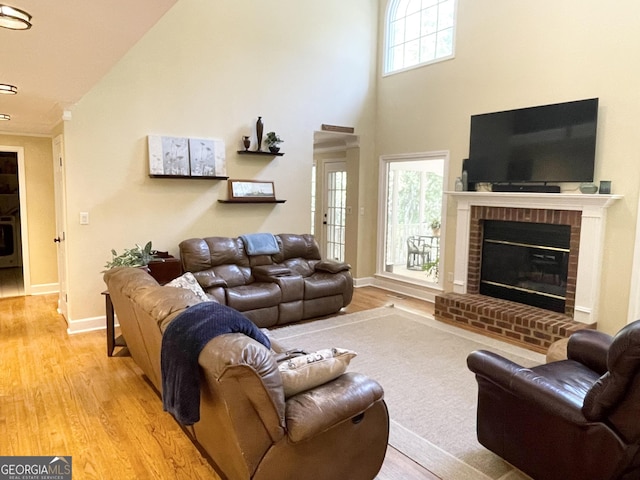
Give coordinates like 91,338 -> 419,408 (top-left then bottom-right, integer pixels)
0,4 -> 32,30
0,114 -> 11,121
0,84 -> 17,94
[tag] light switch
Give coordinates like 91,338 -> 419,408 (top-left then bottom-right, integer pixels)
79,212 -> 89,225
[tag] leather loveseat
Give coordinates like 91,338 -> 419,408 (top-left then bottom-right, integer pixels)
467,320 -> 640,480
179,233 -> 353,328
103,266 -> 389,480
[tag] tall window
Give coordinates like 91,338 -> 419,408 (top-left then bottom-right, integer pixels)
379,152 -> 447,286
385,0 -> 457,75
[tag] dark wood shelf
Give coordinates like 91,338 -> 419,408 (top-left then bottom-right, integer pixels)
149,174 -> 229,180
218,199 -> 286,204
236,150 -> 284,157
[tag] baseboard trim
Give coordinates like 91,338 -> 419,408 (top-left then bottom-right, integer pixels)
372,275 -> 440,304
66,315 -> 108,335
354,276 -> 375,287
30,282 -> 59,295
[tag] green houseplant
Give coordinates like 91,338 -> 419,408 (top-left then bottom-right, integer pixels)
430,219 -> 441,237
264,131 -> 283,153
103,241 -> 153,270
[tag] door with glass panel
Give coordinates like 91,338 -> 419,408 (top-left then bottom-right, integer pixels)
322,161 -> 347,262
381,155 -> 445,284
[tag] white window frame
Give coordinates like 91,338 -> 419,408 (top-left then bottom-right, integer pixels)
383,0 -> 458,76
377,151 -> 449,290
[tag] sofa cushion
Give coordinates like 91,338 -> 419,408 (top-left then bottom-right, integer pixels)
227,283 -> 281,311
166,272 -> 209,302
278,347 -> 357,397
304,273 -> 348,300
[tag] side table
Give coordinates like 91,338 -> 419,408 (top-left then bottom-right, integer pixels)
102,290 -> 127,356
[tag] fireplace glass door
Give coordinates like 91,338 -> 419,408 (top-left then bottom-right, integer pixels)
480,220 -> 570,313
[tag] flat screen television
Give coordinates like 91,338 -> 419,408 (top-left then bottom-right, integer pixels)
466,98 -> 598,188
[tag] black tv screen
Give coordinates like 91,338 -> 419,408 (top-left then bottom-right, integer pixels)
467,98 -> 598,184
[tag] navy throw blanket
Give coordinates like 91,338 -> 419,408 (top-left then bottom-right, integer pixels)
161,301 -> 271,425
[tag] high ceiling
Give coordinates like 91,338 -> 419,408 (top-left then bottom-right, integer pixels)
0,0 -> 177,135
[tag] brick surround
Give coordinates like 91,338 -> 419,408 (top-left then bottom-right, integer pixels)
467,206 -> 581,316
435,292 -> 591,353
436,205 -> 588,351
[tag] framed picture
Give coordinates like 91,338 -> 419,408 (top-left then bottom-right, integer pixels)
148,135 -> 190,176
228,180 -> 276,201
189,138 -> 227,177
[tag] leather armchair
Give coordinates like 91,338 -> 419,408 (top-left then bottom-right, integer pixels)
467,321 -> 640,480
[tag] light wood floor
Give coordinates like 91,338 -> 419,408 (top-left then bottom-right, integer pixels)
1,287 -> 439,480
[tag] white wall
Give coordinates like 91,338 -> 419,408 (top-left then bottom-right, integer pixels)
62,0 -> 379,327
376,0 -> 640,334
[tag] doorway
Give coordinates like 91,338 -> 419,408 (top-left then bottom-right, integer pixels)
0,147 -> 26,298
322,161 -> 347,261
312,130 -> 359,266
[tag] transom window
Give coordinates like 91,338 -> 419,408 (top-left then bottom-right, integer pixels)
385,0 -> 457,75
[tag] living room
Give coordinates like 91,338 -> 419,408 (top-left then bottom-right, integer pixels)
2,0 -> 640,477
1,0 -> 639,338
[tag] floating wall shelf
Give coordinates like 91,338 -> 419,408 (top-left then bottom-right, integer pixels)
218,199 -> 286,204
149,174 -> 229,180
236,150 -> 284,157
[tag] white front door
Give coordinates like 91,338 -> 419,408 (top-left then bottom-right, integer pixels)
322,161 -> 347,262
53,135 -> 68,320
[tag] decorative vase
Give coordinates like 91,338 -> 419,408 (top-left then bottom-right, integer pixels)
256,116 -> 263,151
579,182 -> 598,194
242,136 -> 251,151
269,146 -> 280,154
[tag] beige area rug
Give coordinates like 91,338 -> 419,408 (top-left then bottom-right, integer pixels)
269,305 -> 543,480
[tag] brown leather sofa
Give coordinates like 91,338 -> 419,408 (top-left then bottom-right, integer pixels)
103,266 -> 389,480
179,233 -> 353,328
467,321 -> 640,480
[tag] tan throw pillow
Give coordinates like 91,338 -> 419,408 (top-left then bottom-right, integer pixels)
278,348 -> 357,397
165,272 -> 209,302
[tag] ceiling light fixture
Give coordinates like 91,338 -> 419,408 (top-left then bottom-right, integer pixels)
0,114 -> 11,121
0,84 -> 17,94
0,4 -> 32,30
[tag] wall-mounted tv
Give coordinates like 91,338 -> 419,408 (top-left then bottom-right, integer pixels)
466,98 -> 598,188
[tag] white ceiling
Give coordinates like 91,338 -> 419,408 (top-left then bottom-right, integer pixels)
0,0 -> 177,135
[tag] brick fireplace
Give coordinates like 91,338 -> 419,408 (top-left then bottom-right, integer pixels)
435,191 -> 620,351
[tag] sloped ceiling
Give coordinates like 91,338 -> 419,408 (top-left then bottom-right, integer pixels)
0,0 -> 177,135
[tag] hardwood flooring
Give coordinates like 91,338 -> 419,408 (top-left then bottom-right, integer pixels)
1,287 -> 439,479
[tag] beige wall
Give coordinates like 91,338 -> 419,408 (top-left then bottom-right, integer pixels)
62,0 -> 379,325
0,134 -> 57,287
375,0 -> 640,334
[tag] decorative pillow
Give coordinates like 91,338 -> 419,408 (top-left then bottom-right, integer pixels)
278,348 -> 357,397
165,272 -> 209,302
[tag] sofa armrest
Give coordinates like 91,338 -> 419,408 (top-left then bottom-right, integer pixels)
315,260 -> 351,274
252,264 -> 293,280
285,372 -> 384,443
567,329 -> 612,375
467,350 -> 588,424
192,270 -> 228,289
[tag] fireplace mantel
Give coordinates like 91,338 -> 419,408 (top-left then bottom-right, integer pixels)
449,191 -> 622,324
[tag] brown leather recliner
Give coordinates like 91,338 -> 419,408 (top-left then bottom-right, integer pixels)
467,320 -> 640,480
103,267 -> 389,480
179,234 -> 353,327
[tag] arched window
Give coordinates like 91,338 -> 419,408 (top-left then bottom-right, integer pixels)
384,0 -> 457,75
